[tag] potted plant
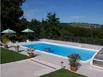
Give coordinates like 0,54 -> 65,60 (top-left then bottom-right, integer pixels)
14,45 -> 20,52
68,54 -> 80,72
27,48 -> 35,58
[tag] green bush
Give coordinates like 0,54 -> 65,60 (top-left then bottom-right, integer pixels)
1,35 -> 10,44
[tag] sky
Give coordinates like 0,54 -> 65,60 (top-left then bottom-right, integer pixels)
21,0 -> 103,24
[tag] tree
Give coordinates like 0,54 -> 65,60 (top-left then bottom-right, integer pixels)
29,19 -> 41,38
16,17 -> 29,32
46,12 -> 60,26
1,0 -> 25,30
40,12 -> 60,38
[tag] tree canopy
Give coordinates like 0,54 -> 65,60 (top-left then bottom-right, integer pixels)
1,0 -> 25,30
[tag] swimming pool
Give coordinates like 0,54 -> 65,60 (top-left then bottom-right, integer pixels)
24,42 -> 96,61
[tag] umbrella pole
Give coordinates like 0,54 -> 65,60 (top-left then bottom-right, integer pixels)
27,33 -> 29,40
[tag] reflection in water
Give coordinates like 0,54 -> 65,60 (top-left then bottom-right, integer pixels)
44,48 -> 53,52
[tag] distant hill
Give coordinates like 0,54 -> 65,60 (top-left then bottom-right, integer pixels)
61,22 -> 103,28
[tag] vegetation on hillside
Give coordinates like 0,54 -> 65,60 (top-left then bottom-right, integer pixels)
1,0 -> 103,45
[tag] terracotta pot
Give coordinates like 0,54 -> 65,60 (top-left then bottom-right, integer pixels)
28,53 -> 35,58
70,65 -> 77,72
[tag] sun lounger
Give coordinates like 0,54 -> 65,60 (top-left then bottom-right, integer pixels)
0,41 -> 9,48
26,39 -> 30,42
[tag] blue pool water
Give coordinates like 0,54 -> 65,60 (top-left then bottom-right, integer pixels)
24,43 -> 96,61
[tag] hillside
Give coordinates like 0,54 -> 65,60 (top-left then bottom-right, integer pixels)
61,22 -> 103,28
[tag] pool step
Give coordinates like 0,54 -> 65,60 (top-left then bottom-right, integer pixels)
31,58 -> 61,69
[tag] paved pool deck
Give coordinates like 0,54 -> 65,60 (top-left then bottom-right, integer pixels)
32,50 -> 103,77
40,39 -> 103,50
1,59 -> 57,77
22,50 -> 103,77
1,39 -> 103,77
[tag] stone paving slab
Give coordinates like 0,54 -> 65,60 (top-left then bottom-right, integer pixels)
40,39 -> 103,50
1,59 -> 56,77
33,50 -> 103,77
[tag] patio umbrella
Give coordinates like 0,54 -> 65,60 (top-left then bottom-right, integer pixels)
21,28 -> 34,40
1,28 -> 16,42
21,28 -> 34,33
1,28 -> 16,33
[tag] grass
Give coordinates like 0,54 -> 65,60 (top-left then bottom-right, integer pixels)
0,48 -> 28,64
41,69 -> 87,77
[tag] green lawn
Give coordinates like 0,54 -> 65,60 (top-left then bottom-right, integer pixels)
0,48 -> 28,64
41,69 -> 87,77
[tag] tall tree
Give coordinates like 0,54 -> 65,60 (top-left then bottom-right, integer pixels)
16,17 -> 29,32
46,12 -> 60,25
29,19 -> 41,37
1,0 -> 25,30
41,12 -> 60,38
